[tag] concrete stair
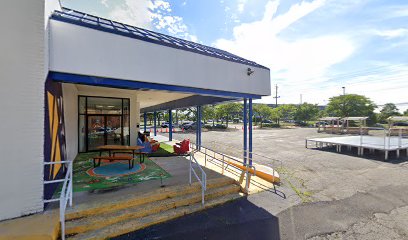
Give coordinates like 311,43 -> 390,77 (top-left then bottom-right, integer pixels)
65,177 -> 242,240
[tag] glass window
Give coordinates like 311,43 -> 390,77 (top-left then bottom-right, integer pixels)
78,96 -> 131,152
79,115 -> 86,152
87,97 -> 122,114
79,97 -> 86,114
123,99 -> 129,115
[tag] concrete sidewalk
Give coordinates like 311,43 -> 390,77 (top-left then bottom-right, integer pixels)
113,197 -> 280,240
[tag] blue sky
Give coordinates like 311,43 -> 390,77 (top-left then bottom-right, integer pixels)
62,0 -> 408,111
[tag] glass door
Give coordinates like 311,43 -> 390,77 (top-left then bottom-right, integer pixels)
79,96 -> 130,152
106,115 -> 122,146
87,115 -> 106,151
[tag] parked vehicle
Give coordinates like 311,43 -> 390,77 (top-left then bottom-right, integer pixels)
315,121 -> 328,127
161,122 -> 170,128
182,121 -> 204,130
295,121 -> 308,127
393,122 -> 408,127
182,122 -> 196,130
262,120 -> 273,124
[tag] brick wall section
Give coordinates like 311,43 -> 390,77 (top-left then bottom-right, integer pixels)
0,0 -> 46,220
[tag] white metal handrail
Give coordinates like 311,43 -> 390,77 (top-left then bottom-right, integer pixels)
43,160 -> 73,240
189,151 -> 206,205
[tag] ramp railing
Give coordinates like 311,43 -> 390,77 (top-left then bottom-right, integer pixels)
189,151 -> 207,205
43,160 -> 73,240
189,141 -> 282,193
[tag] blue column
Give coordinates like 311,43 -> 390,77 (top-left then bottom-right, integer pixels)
154,111 -> 157,136
198,106 -> 202,150
249,99 -> 253,166
196,106 -> 199,150
143,112 -> 147,132
169,110 -> 173,141
243,98 -> 247,166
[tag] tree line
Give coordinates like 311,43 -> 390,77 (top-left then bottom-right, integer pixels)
144,94 -> 408,127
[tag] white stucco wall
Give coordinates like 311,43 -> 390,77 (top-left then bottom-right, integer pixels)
0,0 -> 46,220
49,20 -> 271,97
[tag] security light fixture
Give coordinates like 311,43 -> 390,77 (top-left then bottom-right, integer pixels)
247,68 -> 254,76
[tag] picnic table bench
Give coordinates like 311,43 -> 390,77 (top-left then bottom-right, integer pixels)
94,145 -> 147,170
92,155 -> 134,169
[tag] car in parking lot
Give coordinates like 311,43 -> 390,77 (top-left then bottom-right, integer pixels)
182,121 -> 204,130
393,122 -> 408,127
315,121 -> 328,127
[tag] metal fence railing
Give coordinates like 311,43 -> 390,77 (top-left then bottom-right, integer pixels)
43,160 -> 73,240
189,142 -> 283,193
189,151 -> 206,205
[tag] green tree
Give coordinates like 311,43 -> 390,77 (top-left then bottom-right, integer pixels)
294,103 -> 320,122
253,104 -> 273,128
378,103 -> 401,123
270,108 -> 282,122
202,105 -> 216,124
326,94 -> 377,123
215,102 -> 242,127
404,109 -> 408,116
276,104 -> 297,123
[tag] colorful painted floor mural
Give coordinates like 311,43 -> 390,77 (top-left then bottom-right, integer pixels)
70,152 -> 171,192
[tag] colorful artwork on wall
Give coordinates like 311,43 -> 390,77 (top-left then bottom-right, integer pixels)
44,78 -> 67,201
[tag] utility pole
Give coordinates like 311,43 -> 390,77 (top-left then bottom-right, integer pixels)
273,84 -> 280,108
273,84 -> 281,124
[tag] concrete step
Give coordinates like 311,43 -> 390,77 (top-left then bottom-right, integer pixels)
65,184 -> 241,235
68,193 -> 243,240
66,177 -> 236,220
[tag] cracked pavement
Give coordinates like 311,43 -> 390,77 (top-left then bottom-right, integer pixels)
162,127 -> 408,239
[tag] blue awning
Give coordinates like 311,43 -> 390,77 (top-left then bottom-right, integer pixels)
50,72 -> 262,99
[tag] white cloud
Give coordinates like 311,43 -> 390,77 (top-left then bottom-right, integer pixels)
100,0 -> 109,8
237,0 -> 248,13
371,28 -> 408,39
108,0 -> 152,29
390,6 -> 408,18
214,0 -> 355,104
107,0 -> 197,41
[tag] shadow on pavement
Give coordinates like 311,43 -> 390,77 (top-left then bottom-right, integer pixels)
113,197 -> 280,240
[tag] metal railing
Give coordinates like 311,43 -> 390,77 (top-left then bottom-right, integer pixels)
189,151 -> 207,205
43,160 -> 73,240
189,142 -> 283,193
198,144 -> 256,173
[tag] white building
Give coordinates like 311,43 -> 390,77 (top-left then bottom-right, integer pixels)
0,0 -> 270,221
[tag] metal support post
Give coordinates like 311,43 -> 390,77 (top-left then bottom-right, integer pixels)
143,113 -> 147,132
169,110 -> 173,141
154,111 -> 157,136
243,98 -> 248,165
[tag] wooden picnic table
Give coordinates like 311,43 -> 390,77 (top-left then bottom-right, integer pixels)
96,145 -> 146,164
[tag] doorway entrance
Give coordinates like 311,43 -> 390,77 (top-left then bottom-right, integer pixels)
79,96 -> 130,152
87,115 -> 123,151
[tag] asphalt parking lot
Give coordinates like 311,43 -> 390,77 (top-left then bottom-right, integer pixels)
155,127 -> 408,239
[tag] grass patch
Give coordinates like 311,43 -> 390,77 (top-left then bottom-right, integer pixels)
148,143 -> 176,157
277,166 -> 313,203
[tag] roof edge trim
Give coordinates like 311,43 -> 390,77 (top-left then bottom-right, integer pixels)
49,71 -> 263,99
